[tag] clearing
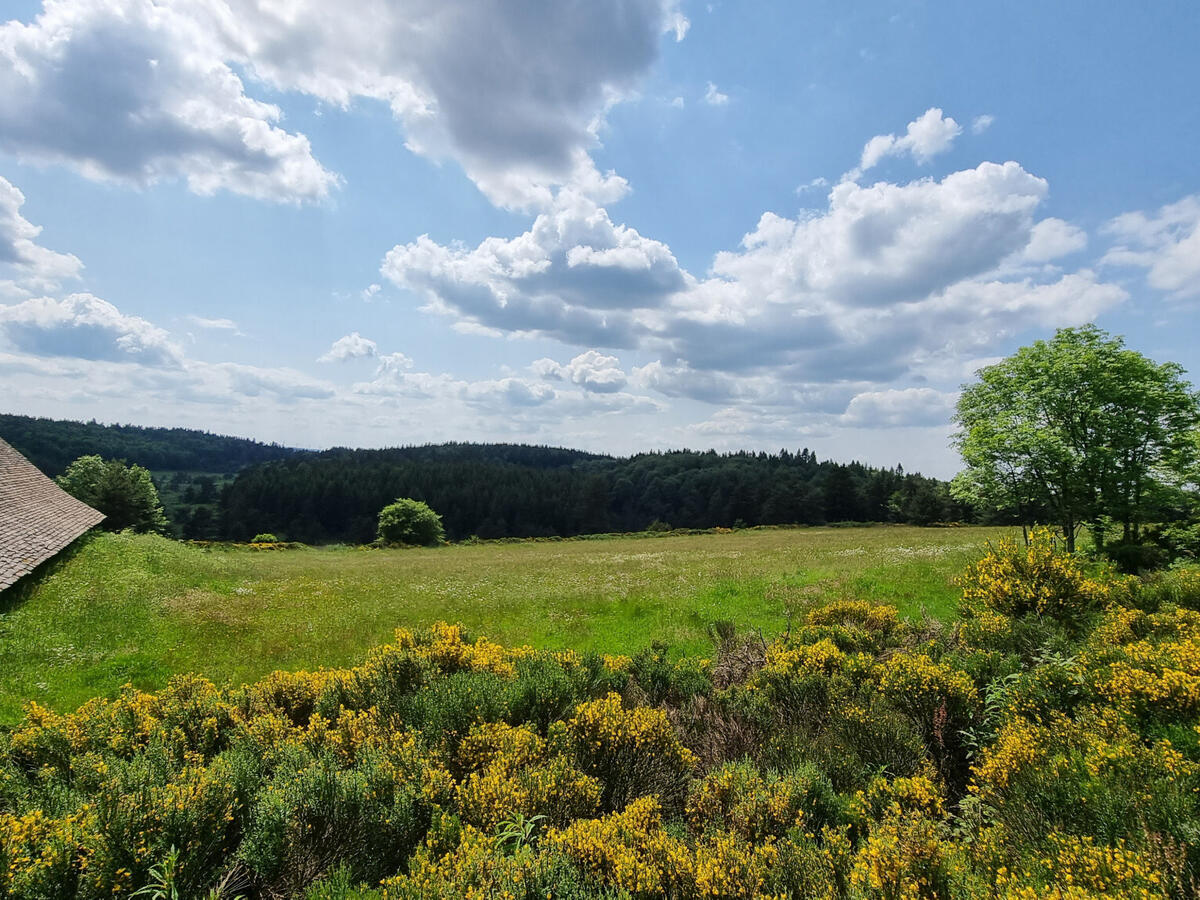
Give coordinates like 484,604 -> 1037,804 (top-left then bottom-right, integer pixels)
0,525 -> 1012,722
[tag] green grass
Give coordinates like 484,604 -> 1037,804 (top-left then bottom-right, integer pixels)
0,525 -> 1013,723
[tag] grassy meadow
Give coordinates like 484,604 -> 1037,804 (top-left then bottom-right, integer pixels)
0,525 -> 1012,723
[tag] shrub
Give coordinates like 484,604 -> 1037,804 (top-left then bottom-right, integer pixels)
958,529 -> 1109,633
376,498 -> 445,546
251,533 -> 279,544
686,760 -> 841,841
559,693 -> 697,813
239,749 -> 428,893
454,723 -> 601,829
628,643 -> 711,706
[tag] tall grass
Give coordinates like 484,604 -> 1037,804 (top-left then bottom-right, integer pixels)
0,526 -> 1011,722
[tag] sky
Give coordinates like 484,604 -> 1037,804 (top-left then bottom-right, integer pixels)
0,0 -> 1197,478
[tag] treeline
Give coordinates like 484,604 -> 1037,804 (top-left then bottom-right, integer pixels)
0,414 -> 298,476
220,445 -> 975,543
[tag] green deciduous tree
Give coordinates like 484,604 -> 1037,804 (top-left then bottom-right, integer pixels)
376,497 -> 445,546
56,455 -> 170,534
952,325 -> 1200,552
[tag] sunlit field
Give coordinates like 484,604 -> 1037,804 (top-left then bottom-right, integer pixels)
0,525 -> 1013,723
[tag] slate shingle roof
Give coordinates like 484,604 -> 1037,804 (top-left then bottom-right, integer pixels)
0,437 -> 105,592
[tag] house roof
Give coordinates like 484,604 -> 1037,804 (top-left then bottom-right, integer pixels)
0,437 -> 105,592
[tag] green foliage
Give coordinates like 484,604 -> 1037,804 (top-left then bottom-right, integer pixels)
250,533 -> 279,544
56,455 -> 169,534
953,324 -> 1200,551
222,444 -> 976,544
0,527 -> 1008,726
376,497 -> 445,546
5,551 -> 1200,897
0,413 -> 297,477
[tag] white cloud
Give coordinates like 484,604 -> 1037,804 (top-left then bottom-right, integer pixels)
1102,194 -> 1200,298
382,158 -> 1123,406
1020,217 -> 1088,262
796,176 -> 828,195
0,293 -> 183,366
971,114 -> 995,135
351,349 -> 661,422
841,387 -> 957,427
670,96 -> 685,109
1,0 -> 686,209
187,315 -> 241,333
703,82 -> 729,106
382,188 -> 688,346
319,331 -> 379,362
532,350 -> 628,393
847,107 -> 961,181
209,362 -> 335,400
217,0 -> 687,208
0,176 -> 83,293
0,0 -> 339,203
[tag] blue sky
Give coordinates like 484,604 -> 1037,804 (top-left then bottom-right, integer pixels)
1,0 -> 1197,477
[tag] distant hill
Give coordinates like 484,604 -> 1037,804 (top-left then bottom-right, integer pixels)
0,414 -> 300,476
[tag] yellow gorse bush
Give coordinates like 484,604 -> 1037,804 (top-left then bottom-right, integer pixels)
958,528 -> 1109,624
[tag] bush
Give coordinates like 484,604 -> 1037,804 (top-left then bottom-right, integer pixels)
376,498 -> 445,546
957,528 -> 1108,633
251,532 -> 280,544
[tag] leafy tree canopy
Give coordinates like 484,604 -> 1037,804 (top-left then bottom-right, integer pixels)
56,455 -> 169,534
952,325 -> 1200,551
377,498 -> 446,546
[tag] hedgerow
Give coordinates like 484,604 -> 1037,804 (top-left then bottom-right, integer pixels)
2,532 -> 1198,897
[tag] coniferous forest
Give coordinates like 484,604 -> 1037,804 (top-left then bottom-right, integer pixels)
219,445 -> 975,543
0,415 -> 977,542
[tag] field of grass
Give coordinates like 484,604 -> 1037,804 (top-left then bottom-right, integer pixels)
0,525 -> 1013,723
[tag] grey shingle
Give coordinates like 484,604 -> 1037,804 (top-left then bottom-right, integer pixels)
0,438 -> 105,592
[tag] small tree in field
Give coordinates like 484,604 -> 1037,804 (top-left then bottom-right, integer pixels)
56,455 -> 169,534
377,498 -> 445,546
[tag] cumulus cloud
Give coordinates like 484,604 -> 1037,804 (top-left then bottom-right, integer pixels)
218,0 -> 686,207
1,0 -> 685,208
841,387 -> 958,427
382,157 -> 1124,407
0,0 -> 339,202
352,348 -> 660,420
0,176 -> 83,293
1102,194 -> 1200,298
847,107 -> 961,181
0,293 -> 183,366
1020,217 -> 1088,262
319,331 -> 379,362
382,189 -> 688,346
532,350 -> 628,392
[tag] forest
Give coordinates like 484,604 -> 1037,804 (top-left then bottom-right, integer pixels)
0,414 -> 298,476
0,415 -> 974,542
218,445 -> 973,542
